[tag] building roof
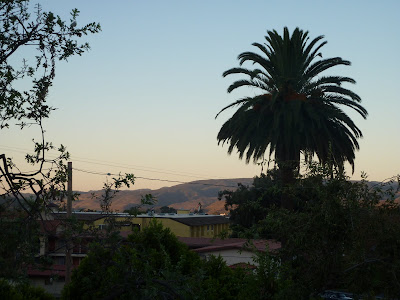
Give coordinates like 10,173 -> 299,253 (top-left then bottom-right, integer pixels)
52,211 -> 229,226
178,237 -> 281,253
39,220 -> 62,234
171,216 -> 230,226
53,212 -> 108,222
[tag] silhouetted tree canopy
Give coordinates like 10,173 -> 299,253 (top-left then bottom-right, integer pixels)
217,27 -> 367,192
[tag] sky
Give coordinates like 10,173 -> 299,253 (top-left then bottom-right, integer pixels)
1,0 -> 399,192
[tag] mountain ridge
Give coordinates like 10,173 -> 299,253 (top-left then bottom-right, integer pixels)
72,178 -> 254,215
72,178 -> 400,215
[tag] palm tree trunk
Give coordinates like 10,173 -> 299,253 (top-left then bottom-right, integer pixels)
275,145 -> 300,210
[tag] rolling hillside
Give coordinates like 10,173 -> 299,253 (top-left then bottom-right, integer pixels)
72,178 -> 253,214
71,178 -> 400,215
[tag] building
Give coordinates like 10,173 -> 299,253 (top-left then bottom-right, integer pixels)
179,237 -> 281,268
134,213 -> 230,237
28,210 -> 231,296
48,211 -> 230,238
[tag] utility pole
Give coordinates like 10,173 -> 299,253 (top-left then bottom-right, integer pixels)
65,161 -> 72,284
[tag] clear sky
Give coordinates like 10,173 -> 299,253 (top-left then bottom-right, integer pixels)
1,0 -> 399,191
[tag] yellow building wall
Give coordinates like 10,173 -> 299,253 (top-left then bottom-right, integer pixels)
85,216 -> 137,232
189,223 -> 230,238
83,215 -> 230,238
134,217 -> 191,237
84,218 -> 103,229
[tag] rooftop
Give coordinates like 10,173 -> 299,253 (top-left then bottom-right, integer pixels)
50,212 -> 230,227
178,237 -> 281,253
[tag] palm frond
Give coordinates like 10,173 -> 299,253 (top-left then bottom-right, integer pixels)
305,57 -> 351,79
217,27 -> 367,173
215,97 -> 253,118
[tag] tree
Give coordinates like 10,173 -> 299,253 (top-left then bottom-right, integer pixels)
0,0 -> 100,280
159,206 -> 177,214
220,164 -> 400,298
63,220 -> 263,300
218,172 -> 281,235
62,220 -> 198,299
0,0 -> 100,128
63,220 -> 199,299
216,27 -> 367,190
0,278 -> 55,300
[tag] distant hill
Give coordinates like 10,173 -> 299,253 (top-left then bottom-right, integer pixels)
3,178 -> 398,215
72,178 -> 253,214
69,178 -> 400,214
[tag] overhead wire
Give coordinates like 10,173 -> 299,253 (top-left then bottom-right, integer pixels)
73,167 -> 238,189
0,145 -> 242,189
71,157 -> 221,180
0,144 -> 227,180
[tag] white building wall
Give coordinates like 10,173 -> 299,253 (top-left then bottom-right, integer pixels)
201,249 -> 257,266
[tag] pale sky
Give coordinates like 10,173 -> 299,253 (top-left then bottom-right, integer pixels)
1,0 -> 399,191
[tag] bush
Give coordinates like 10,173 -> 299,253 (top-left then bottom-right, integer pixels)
63,220 -> 265,300
222,165 -> 400,298
0,279 -> 55,300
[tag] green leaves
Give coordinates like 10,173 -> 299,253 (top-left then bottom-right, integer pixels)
0,0 -> 100,282
224,167 -> 400,298
63,220 -> 274,300
0,279 -> 55,300
217,27 -> 367,180
63,221 -> 200,299
0,1 -> 101,126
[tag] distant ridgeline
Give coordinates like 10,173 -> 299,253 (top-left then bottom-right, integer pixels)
2,179 -> 398,214
71,178 -> 254,214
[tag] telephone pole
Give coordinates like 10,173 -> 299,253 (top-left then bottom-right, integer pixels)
65,161 -> 72,284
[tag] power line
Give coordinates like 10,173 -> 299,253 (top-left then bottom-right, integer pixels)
0,145 -> 234,185
71,157 -> 220,180
72,167 -> 238,189
0,144 -> 226,180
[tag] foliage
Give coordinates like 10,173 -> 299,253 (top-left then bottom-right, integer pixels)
94,173 -> 136,213
0,0 -> 100,281
0,0 -> 100,128
0,207 -> 41,279
0,0 -> 100,210
199,255 -> 257,300
123,206 -> 145,216
62,220 -> 199,299
159,206 -> 177,214
0,278 -> 55,300
219,171 -> 281,235
222,164 -> 400,298
216,27 -> 367,187
62,220 -> 277,300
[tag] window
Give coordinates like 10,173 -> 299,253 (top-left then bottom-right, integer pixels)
54,256 -> 65,265
48,238 -> 56,252
73,257 -> 80,266
56,239 -> 66,251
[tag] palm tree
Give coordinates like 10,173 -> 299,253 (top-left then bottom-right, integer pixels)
217,27 -> 367,189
